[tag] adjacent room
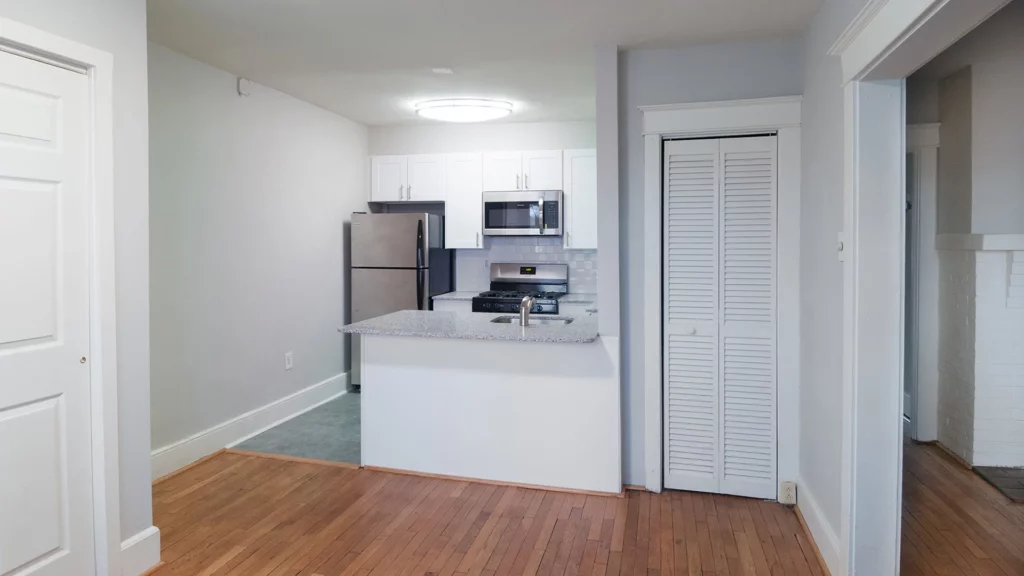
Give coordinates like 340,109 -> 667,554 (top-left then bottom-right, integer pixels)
901,2 -> 1024,573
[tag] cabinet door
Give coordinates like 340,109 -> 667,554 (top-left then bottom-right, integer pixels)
482,151 -> 522,191
563,149 -> 597,250
445,153 -> 484,249
407,154 -> 447,201
522,150 -> 562,190
371,155 -> 407,201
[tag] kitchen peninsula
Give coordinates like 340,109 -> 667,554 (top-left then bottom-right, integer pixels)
340,310 -> 620,494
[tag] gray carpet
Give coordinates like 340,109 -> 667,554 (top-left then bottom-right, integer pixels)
235,392 -> 360,464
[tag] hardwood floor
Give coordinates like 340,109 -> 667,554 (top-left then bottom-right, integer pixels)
152,451 -> 825,576
902,441 -> 1024,575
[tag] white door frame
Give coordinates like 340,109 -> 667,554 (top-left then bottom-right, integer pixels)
830,1 -> 1008,574
640,96 -> 802,497
906,124 -> 941,442
0,17 -> 121,576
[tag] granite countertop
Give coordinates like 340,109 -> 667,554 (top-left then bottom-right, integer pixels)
339,310 -> 599,344
432,291 -> 597,305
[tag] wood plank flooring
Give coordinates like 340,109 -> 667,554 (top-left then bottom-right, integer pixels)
151,451 -> 825,576
901,441 -> 1024,576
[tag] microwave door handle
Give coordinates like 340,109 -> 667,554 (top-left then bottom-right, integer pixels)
538,198 -> 545,235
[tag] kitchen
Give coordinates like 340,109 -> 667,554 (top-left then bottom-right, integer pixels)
341,130 -> 619,494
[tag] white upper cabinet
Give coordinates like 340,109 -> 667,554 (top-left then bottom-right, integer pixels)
563,149 -> 597,250
444,153 -> 484,249
407,154 -> 447,202
522,150 -> 563,190
371,155 -> 407,202
482,151 -> 523,191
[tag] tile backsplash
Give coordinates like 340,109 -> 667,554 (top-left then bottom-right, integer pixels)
455,237 -> 598,293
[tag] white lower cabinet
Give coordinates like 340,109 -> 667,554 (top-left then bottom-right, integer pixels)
432,300 -> 472,313
444,153 -> 483,249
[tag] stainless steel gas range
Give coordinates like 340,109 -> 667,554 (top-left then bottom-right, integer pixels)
471,263 -> 568,315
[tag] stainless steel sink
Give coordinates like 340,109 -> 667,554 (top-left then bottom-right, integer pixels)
490,316 -> 574,326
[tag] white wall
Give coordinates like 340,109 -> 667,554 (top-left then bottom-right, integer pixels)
914,0 -> 1024,234
938,68 -> 973,234
798,0 -> 870,558
618,37 -> 805,485
368,121 -> 595,155
0,0 -> 153,539
148,44 -> 368,453
938,250 -> 976,462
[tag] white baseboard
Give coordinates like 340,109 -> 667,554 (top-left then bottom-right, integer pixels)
121,526 -> 160,576
796,478 -> 843,576
150,372 -> 348,479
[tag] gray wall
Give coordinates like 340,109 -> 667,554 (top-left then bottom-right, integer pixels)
617,38 -> 805,485
799,0 -> 870,539
0,0 -> 153,537
149,44 -> 368,452
938,68 -> 974,234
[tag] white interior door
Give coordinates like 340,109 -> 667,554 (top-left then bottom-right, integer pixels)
0,51 -> 95,574
663,136 -> 778,500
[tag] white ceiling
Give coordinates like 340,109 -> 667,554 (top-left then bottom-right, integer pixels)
147,0 -> 821,126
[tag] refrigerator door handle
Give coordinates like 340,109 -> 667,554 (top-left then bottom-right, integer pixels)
416,268 -> 425,311
416,219 -> 424,268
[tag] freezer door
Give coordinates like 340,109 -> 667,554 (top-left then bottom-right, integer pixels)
351,212 -> 431,268
352,268 -> 429,322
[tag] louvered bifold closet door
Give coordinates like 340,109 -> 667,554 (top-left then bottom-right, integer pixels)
718,136 -> 777,499
663,136 -> 777,500
662,138 -> 721,494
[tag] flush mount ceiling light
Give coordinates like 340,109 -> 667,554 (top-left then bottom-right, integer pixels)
415,99 -> 513,123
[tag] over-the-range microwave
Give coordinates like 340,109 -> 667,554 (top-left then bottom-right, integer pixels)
482,190 -> 562,236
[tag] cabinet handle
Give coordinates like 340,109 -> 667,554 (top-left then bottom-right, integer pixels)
476,232 -> 480,247
516,174 -> 520,189
524,174 -> 529,189
399,185 -> 404,200
407,185 -> 411,200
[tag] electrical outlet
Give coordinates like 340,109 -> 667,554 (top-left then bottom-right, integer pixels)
780,481 -> 797,505
284,351 -> 293,371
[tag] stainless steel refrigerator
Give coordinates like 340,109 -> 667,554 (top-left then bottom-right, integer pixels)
350,212 -> 453,384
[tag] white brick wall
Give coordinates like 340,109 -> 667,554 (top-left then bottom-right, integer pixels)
938,249 -> 1024,467
938,250 -> 976,463
454,237 -> 598,293
972,251 -> 1024,466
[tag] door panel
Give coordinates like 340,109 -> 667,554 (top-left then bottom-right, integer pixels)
444,153 -> 483,249
371,155 -> 406,202
0,50 -> 94,575
352,268 -> 427,322
563,149 -> 597,250
407,154 -> 446,201
521,150 -> 562,190
662,139 -> 721,494
351,213 -> 427,268
482,151 -> 522,191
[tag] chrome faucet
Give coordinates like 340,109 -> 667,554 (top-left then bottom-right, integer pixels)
519,295 -> 537,327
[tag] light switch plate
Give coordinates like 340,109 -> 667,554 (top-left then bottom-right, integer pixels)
284,351 -> 293,371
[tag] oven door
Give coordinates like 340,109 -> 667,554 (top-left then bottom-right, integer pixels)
482,191 -> 562,236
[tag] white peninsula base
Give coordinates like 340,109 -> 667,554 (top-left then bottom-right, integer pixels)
359,334 -> 621,494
